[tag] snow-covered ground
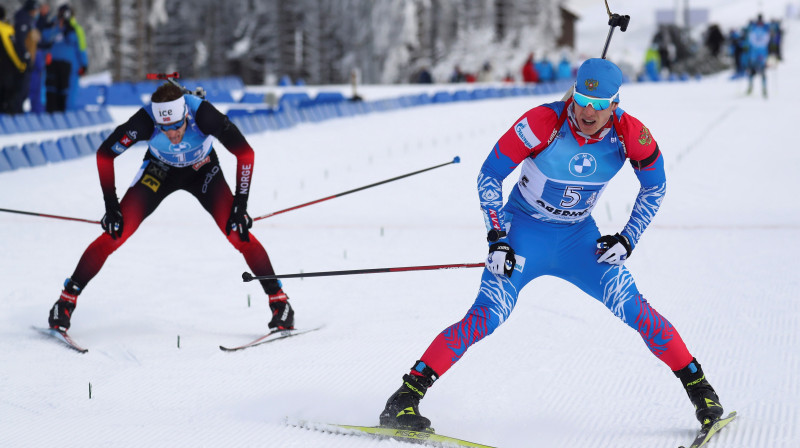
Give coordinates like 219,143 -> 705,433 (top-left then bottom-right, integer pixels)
2,7 -> 800,448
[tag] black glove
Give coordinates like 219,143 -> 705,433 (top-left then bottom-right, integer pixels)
226,195 -> 253,242
101,196 -> 123,240
596,233 -> 632,265
486,240 -> 516,277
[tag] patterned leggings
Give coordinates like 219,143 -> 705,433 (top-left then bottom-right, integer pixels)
418,205 -> 693,377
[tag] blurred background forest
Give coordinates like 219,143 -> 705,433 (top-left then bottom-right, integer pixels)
0,0 -> 573,85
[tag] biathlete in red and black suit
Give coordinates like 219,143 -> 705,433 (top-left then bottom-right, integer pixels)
47,82 -> 294,333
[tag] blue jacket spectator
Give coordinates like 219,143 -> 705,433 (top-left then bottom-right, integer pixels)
42,4 -> 87,111
556,57 -> 572,80
29,2 -> 55,112
536,58 -> 555,83
745,15 -> 770,96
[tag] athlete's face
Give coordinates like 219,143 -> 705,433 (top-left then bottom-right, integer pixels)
162,119 -> 188,144
573,100 -> 618,135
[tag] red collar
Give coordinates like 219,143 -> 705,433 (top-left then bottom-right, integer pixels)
566,103 -> 614,146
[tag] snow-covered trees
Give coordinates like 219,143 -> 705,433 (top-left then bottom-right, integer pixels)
24,0 -> 565,84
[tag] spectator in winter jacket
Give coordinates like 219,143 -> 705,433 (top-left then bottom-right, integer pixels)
11,0 -> 41,113
556,55 -> 573,81
41,3 -> 87,111
536,56 -> 555,83
745,14 -> 770,97
704,24 -> 725,58
1,5 -> 28,113
29,2 -> 55,113
521,52 -> 538,83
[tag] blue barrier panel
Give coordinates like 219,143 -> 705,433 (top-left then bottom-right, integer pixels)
239,92 -> 265,104
221,76 -> 245,90
37,113 -> 57,130
97,107 -> 113,123
272,111 -> 289,129
86,131 -> 106,149
470,89 -> 488,100
84,108 -> 102,124
75,85 -> 105,107
106,83 -> 143,106
225,108 -> 251,119
51,112 -> 69,130
0,148 -> 12,172
266,113 -> 280,131
205,90 -> 235,103
314,91 -> 345,104
278,92 -> 310,109
57,136 -> 81,160
75,109 -> 94,127
252,113 -> 270,132
416,93 -> 432,105
335,102 -> 355,117
0,114 -> 19,133
234,116 -> 254,135
64,110 -> 82,128
133,81 -> 159,96
431,91 -> 453,103
12,114 -> 33,133
21,113 -> 44,132
22,142 -> 47,166
41,140 -> 62,162
452,90 -> 470,101
73,134 -> 95,156
2,145 -> 29,169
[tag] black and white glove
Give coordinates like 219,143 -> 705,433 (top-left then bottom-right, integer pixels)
226,195 -> 253,242
100,196 -> 123,240
596,233 -> 632,265
486,230 -> 516,277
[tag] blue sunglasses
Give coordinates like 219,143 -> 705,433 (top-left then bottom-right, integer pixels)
572,87 -> 619,111
157,116 -> 187,132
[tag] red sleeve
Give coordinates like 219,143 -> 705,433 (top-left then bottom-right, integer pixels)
617,112 -> 660,168
495,105 -> 559,164
96,147 -> 118,201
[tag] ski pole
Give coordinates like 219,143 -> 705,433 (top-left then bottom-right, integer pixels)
242,262 -> 484,280
0,207 -> 100,224
561,0 -> 630,101
253,156 -> 461,221
0,157 -> 461,226
600,0 -> 630,59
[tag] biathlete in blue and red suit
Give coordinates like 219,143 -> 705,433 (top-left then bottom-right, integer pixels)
380,58 -> 726,430
47,81 -> 294,333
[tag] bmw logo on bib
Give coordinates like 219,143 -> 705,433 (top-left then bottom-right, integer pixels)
569,153 -> 597,177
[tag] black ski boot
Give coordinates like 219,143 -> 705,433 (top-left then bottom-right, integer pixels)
268,291 -> 294,330
379,361 -> 439,431
48,278 -> 81,331
263,279 -> 294,330
675,358 -> 724,425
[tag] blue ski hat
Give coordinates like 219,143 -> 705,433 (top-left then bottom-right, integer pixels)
576,58 -> 622,102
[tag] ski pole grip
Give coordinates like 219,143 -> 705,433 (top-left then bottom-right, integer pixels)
608,13 -> 630,32
242,272 -> 255,282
